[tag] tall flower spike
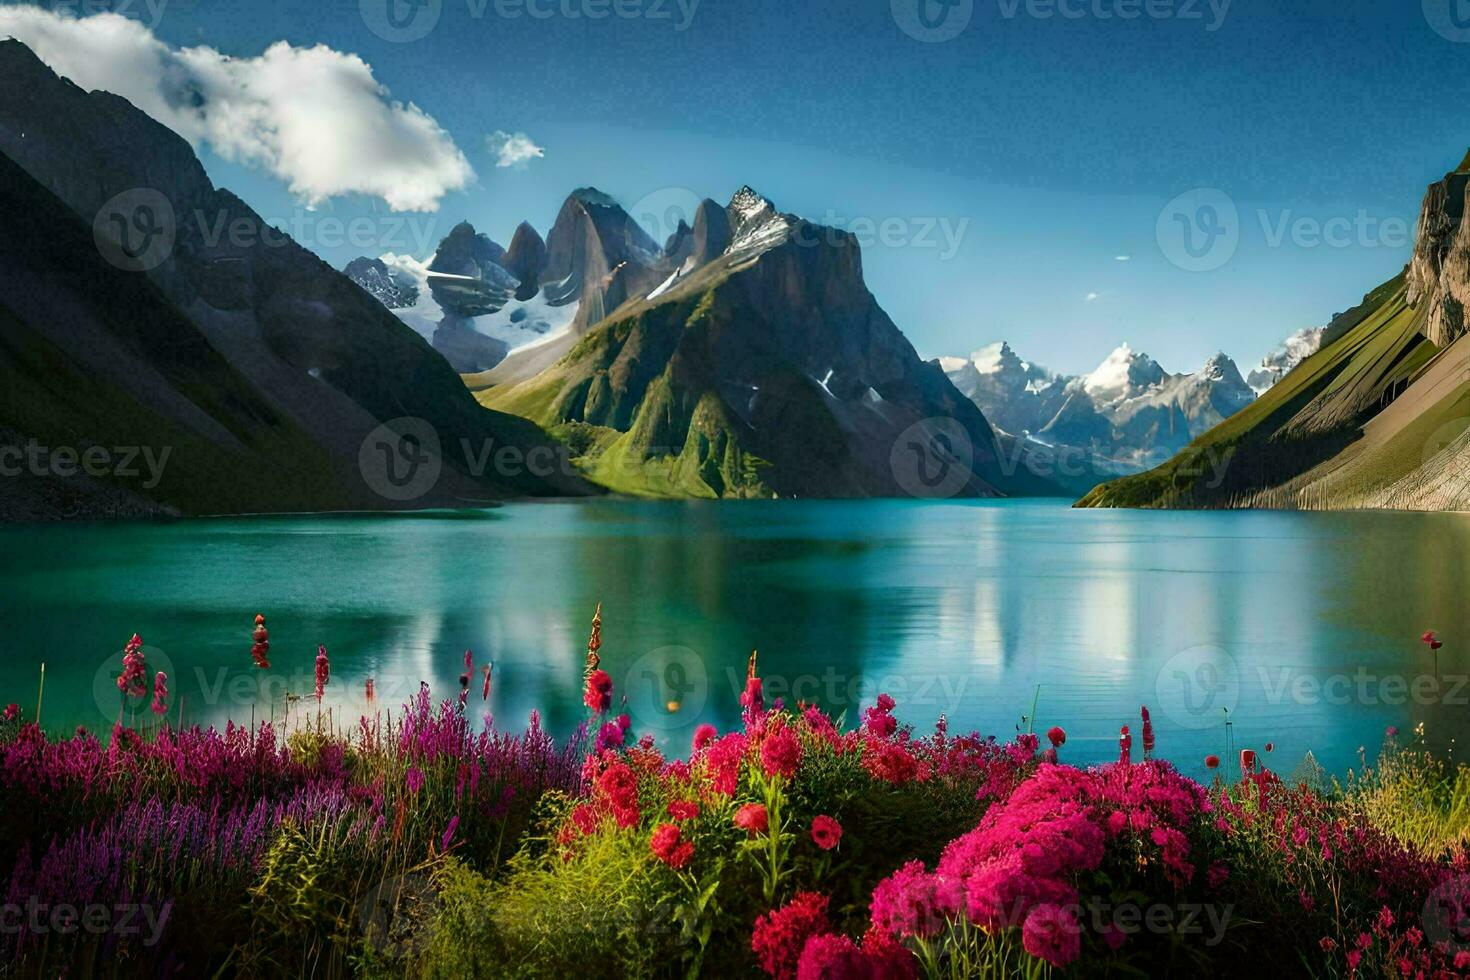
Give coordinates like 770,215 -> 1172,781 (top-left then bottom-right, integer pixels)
150,671 -> 168,716
584,603 -> 603,679
482,663 -> 493,702
1119,725 -> 1132,765
314,644 -> 330,702
117,634 -> 148,701
1140,706 -> 1155,758
251,614 -> 271,670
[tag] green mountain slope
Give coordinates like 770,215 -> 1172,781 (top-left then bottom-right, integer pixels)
1077,272 -> 1463,509
476,189 -> 1074,500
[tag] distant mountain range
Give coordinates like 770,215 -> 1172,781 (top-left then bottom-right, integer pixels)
937,336 -> 1319,475
0,39 -> 590,519
1081,151 -> 1470,511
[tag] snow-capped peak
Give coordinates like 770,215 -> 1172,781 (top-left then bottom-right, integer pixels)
1083,344 -> 1165,402
1247,326 -> 1325,394
729,185 -> 775,225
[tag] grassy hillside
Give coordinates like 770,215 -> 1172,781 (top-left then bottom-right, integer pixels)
1078,274 -> 1449,509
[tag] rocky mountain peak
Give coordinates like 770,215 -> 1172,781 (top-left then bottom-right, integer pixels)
1405,151 -> 1470,347
1083,344 -> 1165,402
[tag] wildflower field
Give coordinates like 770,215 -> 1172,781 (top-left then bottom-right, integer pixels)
3,615 -> 1470,978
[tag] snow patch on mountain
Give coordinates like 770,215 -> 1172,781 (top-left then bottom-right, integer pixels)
1247,327 -> 1325,394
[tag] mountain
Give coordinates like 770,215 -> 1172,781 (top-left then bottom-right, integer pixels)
468,187 -> 1074,499
1079,154 -> 1470,510
1247,327 -> 1325,395
940,342 -> 1256,477
345,187 -> 673,375
0,38 -> 590,518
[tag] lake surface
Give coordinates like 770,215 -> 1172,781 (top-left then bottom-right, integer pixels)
1,499 -> 1468,779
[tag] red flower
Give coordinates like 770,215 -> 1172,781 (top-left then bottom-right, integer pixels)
761,725 -> 803,780
668,800 -> 699,821
251,615 -> 271,669
583,668 -> 613,714
692,723 -> 718,751
1264,741 -> 1274,753
650,823 -> 694,868
314,644 -> 330,701
1118,725 -> 1132,765
482,663 -> 492,701
1046,726 -> 1066,748
751,892 -> 830,979
1240,749 -> 1257,774
735,803 -> 769,835
1205,754 -> 1220,769
1422,629 -> 1443,650
810,814 -> 842,851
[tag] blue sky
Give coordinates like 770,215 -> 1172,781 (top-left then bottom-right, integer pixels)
32,0 -> 1470,374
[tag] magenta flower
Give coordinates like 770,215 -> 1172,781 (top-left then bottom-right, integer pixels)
314,644 -> 330,701
1022,903 -> 1081,967
810,814 -> 842,850
760,725 -> 803,780
440,815 -> 459,851
406,767 -> 425,794
149,672 -> 168,717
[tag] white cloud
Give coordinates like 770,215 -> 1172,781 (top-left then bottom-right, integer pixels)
1086,292 -> 1100,302
1114,254 -> 1131,261
0,9 -> 473,212
486,130 -> 545,169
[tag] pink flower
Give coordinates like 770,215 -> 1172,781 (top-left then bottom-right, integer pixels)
692,723 -> 718,751
117,634 -> 147,700
741,675 -> 765,723
704,732 -> 749,795
795,934 -> 866,980
482,663 -> 493,701
149,672 -> 168,717
761,725 -> 803,780
440,815 -> 459,850
752,892 -> 829,979
1022,903 -> 1081,967
1046,726 -> 1066,748
595,721 -> 625,752
650,823 -> 694,869
1118,725 -> 1132,765
735,803 -> 770,835
870,861 -> 951,939
810,815 -> 842,851
583,668 -> 613,714
406,767 -> 425,794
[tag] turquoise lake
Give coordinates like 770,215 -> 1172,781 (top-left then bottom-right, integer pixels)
1,499 -> 1467,779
